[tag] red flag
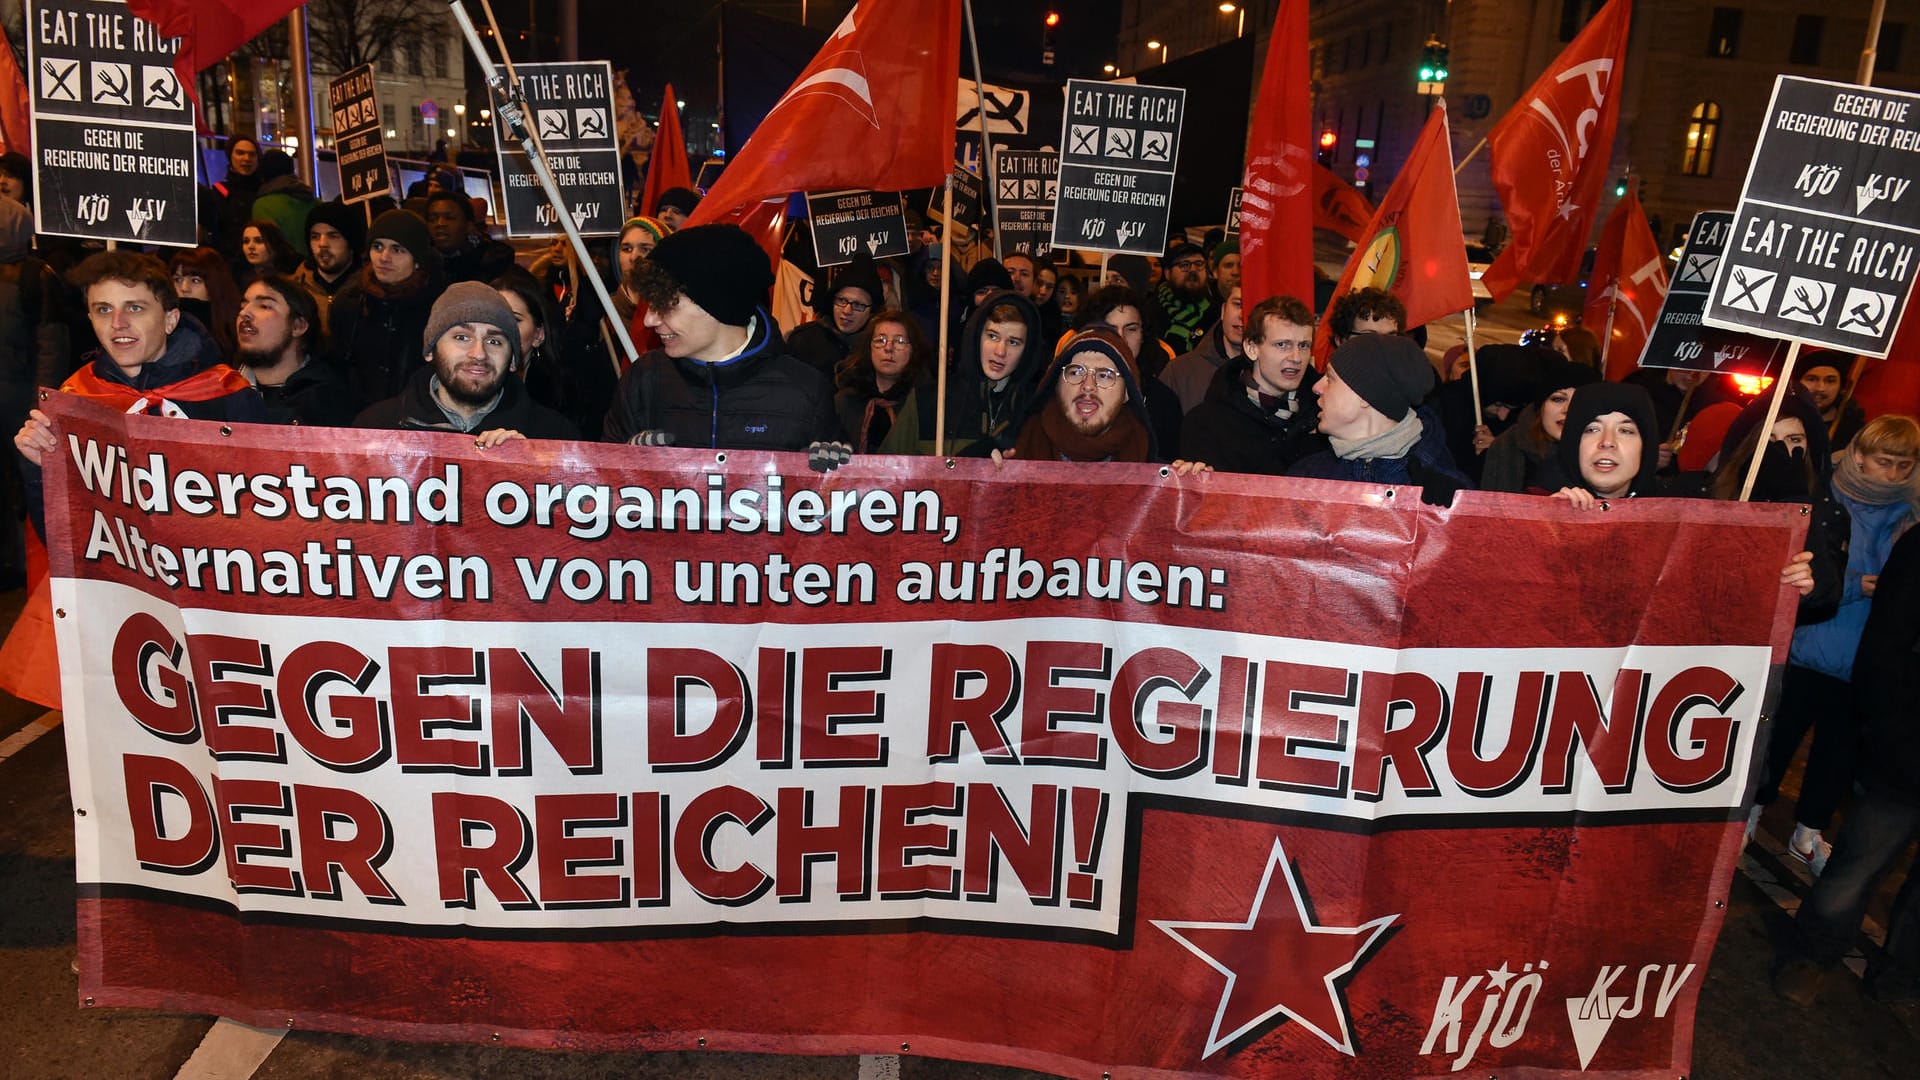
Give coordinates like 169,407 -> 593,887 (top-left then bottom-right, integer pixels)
1311,161 -> 1373,244
127,1 -> 305,111
1313,104 -> 1473,362
641,84 -> 694,218
1238,0 -> 1314,306
1479,0 -> 1633,302
0,21 -> 31,155
689,0 -> 961,226
1583,193 -> 1670,381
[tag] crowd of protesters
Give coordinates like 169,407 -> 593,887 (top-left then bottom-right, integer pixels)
3,137 -> 1919,1009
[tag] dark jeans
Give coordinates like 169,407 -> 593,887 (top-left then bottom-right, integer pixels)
1757,664 -> 1860,830
1787,785 -> 1920,984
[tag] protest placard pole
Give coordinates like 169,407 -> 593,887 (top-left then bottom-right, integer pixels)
1668,382 -> 1696,446
449,0 -> 638,365
963,0 -> 1001,261
934,173 -> 955,458
1598,276 -> 1620,373
1859,0 -> 1887,84
1738,340 -> 1802,502
1464,306 -> 1483,427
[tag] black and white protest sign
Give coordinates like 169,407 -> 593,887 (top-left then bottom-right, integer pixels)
1703,76 -> 1920,358
327,65 -> 391,204
993,145 -> 1058,259
948,165 -> 983,229
1639,211 -> 1787,374
805,190 -> 909,268
1225,187 -> 1243,238
27,0 -> 196,246
492,61 -> 624,237
1050,80 -> 1184,256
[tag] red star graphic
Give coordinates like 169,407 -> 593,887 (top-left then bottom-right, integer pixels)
1152,838 -> 1396,1057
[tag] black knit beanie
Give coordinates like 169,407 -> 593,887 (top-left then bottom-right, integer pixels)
1328,334 -> 1435,422
367,208 -> 432,265
646,223 -> 773,326
305,201 -> 367,255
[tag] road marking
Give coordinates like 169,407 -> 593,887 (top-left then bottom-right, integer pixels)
857,1055 -> 901,1080
173,1018 -> 286,1080
0,711 -> 60,764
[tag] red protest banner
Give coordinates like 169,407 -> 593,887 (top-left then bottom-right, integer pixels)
42,394 -> 1804,1078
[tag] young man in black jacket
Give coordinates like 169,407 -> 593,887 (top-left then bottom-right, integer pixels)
236,276 -> 360,427
603,224 -> 838,454
355,281 -> 576,442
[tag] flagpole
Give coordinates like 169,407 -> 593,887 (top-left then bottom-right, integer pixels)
1453,136 -> 1487,177
1598,277 -> 1620,377
1667,382 -> 1696,446
935,173 -> 955,457
448,0 -> 639,366
1464,306 -> 1483,427
1739,340 -> 1803,502
963,0 -> 1002,260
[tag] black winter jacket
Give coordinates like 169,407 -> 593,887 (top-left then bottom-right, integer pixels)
1178,358 -> 1324,476
601,310 -> 837,450
327,270 -> 439,406
1854,526 -> 1920,802
354,366 -> 578,439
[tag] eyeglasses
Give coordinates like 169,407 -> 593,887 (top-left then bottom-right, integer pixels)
1061,363 -> 1124,387
871,335 -> 912,349
834,297 -> 873,313
1169,258 -> 1207,271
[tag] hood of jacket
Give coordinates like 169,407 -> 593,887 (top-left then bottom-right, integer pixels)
1557,381 -> 1661,497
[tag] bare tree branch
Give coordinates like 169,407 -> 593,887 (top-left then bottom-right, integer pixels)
306,0 -> 443,75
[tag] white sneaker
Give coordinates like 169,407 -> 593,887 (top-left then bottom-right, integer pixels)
1745,803 -> 1763,845
1788,823 -> 1833,876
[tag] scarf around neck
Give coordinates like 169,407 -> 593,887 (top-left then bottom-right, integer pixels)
1330,412 -> 1423,462
1832,448 -> 1920,518
1014,400 -> 1150,463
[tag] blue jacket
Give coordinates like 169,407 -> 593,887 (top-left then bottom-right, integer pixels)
1792,485 -> 1916,681
1287,405 -> 1473,490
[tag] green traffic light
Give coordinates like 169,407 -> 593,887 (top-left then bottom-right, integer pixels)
1419,66 -> 1434,80
1435,68 -> 1448,81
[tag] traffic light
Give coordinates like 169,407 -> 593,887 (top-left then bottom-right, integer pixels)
1418,38 -> 1449,92
1317,129 -> 1337,166
1045,11 -> 1060,27
1614,176 -> 1629,197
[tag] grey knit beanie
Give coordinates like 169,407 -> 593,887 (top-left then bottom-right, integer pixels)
422,281 -> 522,370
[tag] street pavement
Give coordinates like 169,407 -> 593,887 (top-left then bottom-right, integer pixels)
2,579 -> 1917,1079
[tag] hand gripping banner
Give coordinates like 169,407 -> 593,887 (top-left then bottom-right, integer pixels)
41,394 -> 1806,1078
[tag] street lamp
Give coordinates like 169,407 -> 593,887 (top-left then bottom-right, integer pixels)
1219,2 -> 1245,37
1103,63 -> 1118,76
1146,39 -> 1167,65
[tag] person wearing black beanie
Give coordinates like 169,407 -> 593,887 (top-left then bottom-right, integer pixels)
1481,357 -> 1600,493
326,208 -> 442,405
603,224 -> 840,455
1288,334 -> 1471,503
295,201 -> 366,331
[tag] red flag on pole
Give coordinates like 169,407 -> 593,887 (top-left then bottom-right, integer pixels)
127,1 -> 306,111
640,84 -> 693,218
689,0 -> 962,227
1311,161 -> 1374,244
1313,103 -> 1474,362
0,21 -> 32,155
1478,0 -> 1633,302
1238,0 -> 1314,306
1583,192 -> 1670,381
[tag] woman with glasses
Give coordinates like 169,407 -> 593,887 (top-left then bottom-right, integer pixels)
835,310 -> 931,452
787,258 -> 886,380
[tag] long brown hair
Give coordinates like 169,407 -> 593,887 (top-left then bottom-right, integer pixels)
168,247 -> 242,360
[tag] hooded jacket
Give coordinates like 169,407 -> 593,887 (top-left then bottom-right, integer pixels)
787,257 -> 886,379
250,174 -> 318,256
880,289 -> 1044,456
1159,320 -> 1238,415
1179,356 -> 1324,476
1555,382 -> 1662,498
249,357 -> 364,428
356,365 -> 577,439
602,309 -> 837,451
0,197 -> 69,394
1008,328 -> 1161,463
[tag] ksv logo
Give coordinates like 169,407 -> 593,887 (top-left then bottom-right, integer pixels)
1565,962 -> 1696,1069
1420,960 -> 1550,1071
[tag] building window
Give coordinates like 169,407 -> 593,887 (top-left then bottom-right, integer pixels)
1682,101 -> 1720,176
1708,8 -> 1741,57
1559,0 -> 1597,42
382,104 -> 396,133
1883,23 -> 1906,72
1361,28 -> 1372,67
1790,16 -> 1824,66
434,43 -> 449,80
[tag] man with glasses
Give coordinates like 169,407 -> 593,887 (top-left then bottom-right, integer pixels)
1154,240 -> 1216,354
788,257 -> 885,379
997,327 -> 1206,474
